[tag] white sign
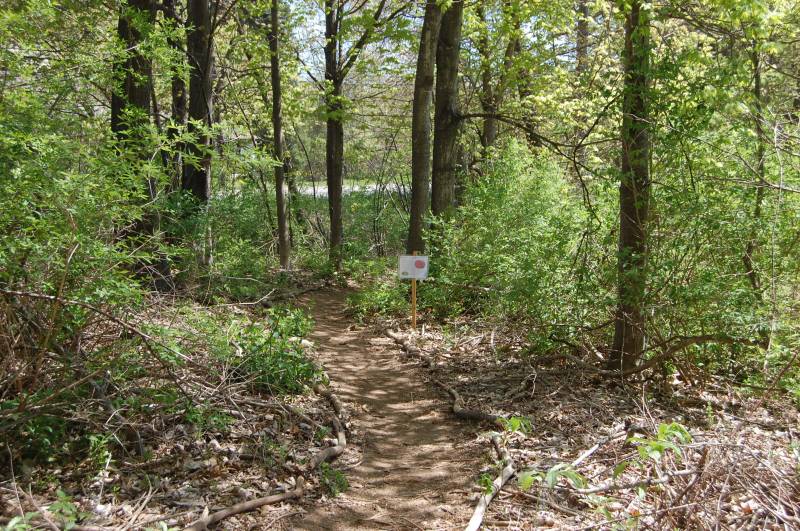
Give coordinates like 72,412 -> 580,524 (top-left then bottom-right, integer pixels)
398,255 -> 429,280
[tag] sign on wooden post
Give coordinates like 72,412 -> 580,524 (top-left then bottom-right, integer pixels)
398,254 -> 428,331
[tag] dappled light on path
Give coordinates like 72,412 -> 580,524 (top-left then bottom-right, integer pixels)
290,290 -> 480,530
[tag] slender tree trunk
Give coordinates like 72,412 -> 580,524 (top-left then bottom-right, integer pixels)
164,0 -> 187,191
744,46 -> 771,348
477,5 -> 497,152
324,0 -> 344,267
407,0 -> 442,253
744,47 -> 765,297
574,0 -> 589,165
609,0 -> 650,371
432,0 -> 464,218
270,0 -> 290,269
183,0 -> 213,204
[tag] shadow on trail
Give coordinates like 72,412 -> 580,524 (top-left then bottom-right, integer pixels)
290,290 -> 480,531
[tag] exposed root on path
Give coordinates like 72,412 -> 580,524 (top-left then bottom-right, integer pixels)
307,384 -> 347,470
185,477 -> 305,531
466,435 -> 516,531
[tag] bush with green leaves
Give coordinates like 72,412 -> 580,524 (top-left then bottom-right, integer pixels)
233,307 -> 321,394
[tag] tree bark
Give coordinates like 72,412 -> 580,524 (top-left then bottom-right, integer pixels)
270,0 -> 291,270
743,47 -> 765,298
609,0 -> 650,371
183,0 -> 213,204
407,0 -> 442,254
432,0 -> 464,218
324,0 -> 344,268
112,0 -> 154,140
164,0 -> 187,191
477,5 -> 496,151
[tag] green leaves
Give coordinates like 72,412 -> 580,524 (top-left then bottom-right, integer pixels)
628,422 -> 692,464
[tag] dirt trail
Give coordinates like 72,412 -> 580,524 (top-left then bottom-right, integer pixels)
289,289 -> 482,530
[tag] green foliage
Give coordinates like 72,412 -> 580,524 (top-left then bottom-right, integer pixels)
347,277 -> 409,321
478,472 -> 495,494
517,463 -> 587,490
3,512 -> 39,531
87,434 -> 112,470
319,462 -> 348,496
233,307 -> 321,394
628,422 -> 692,464
498,416 -> 532,436
184,405 -> 234,436
48,490 -> 89,531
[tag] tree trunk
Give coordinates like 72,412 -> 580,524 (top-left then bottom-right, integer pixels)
270,0 -> 290,270
744,46 -> 770,348
326,98 -> 345,267
164,0 -> 187,191
183,0 -> 213,204
324,0 -> 344,268
476,4 -> 497,152
407,0 -> 442,253
112,0 -> 153,140
609,0 -> 650,371
432,0 -> 464,218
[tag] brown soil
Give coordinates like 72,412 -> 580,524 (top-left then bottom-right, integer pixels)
288,289 -> 483,530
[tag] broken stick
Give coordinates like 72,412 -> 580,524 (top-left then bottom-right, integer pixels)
185,477 -> 305,531
465,435 -> 516,531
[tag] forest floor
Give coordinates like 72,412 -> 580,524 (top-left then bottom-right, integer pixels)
294,288 -> 800,530
3,287 -> 798,530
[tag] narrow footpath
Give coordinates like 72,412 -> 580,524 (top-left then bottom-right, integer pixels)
289,289 -> 482,530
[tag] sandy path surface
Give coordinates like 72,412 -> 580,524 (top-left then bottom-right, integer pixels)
288,289 -> 482,530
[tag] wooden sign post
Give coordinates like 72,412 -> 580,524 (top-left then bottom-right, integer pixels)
398,253 -> 429,332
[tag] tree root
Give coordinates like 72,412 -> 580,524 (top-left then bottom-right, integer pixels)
185,477 -> 305,531
307,384 -> 346,470
466,435 -> 516,531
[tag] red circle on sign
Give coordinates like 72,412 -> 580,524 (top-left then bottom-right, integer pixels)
414,260 -> 425,269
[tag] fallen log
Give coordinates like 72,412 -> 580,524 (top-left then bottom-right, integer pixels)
465,435 -> 516,531
185,477 -> 305,531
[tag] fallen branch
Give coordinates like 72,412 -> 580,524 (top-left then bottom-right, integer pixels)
185,476 -> 305,531
433,380 -> 504,425
466,435 -> 516,531
385,329 -> 432,367
385,329 -> 502,424
571,468 -> 696,495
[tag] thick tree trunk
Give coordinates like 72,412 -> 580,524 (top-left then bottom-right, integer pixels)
432,0 -> 464,218
407,0 -> 442,254
183,0 -> 213,204
324,0 -> 344,267
112,0 -> 153,140
609,0 -> 650,371
270,0 -> 290,270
